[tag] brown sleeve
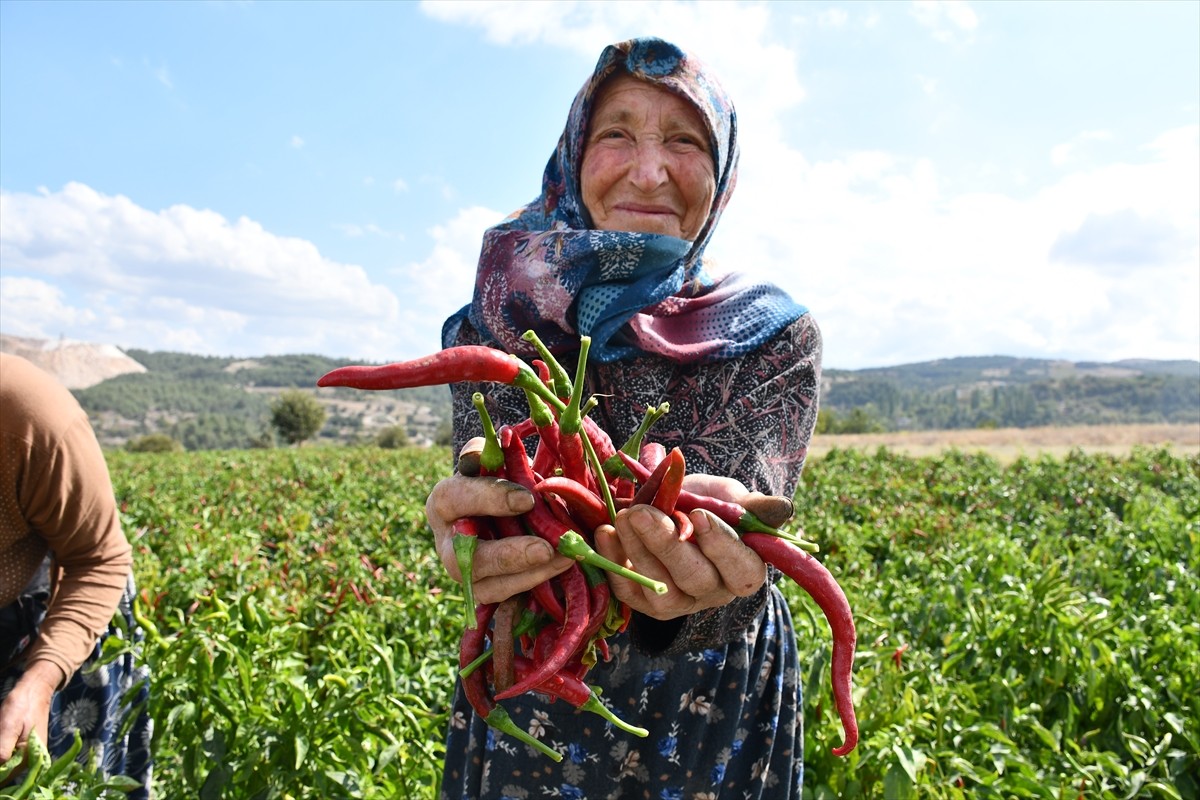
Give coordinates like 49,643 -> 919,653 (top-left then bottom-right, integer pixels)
4,356 -> 131,685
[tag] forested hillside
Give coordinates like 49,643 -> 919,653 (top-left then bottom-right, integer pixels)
61,347 -> 1199,451
820,356 -> 1199,433
72,350 -> 451,451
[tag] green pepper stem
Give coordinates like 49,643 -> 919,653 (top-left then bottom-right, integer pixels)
558,336 -> 591,435
471,393 -> 505,474
744,527 -> 820,553
603,402 -> 670,479
521,329 -> 574,400
484,706 -> 563,761
557,531 -> 668,595
452,533 -> 479,628
581,692 -> 649,737
580,429 -> 618,525
458,647 -> 491,678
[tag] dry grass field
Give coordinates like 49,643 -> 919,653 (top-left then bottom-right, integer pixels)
809,422 -> 1200,462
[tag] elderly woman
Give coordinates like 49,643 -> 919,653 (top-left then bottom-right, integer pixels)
427,37 -> 821,798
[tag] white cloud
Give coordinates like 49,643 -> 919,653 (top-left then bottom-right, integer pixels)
0,277 -> 98,337
713,124 -> 1199,366
290,134 -> 305,149
910,0 -> 979,45
417,0 -> 1196,368
1050,130 -> 1113,167
0,183 -> 411,360
419,0 -> 807,142
393,178 -> 409,193
389,205 -> 503,351
817,8 -> 848,28
334,222 -> 400,239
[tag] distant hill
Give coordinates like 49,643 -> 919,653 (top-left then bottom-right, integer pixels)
0,334 -> 451,451
3,334 -> 1196,450
821,355 -> 1199,432
1,333 -> 147,388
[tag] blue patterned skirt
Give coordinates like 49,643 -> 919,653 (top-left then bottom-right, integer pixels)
440,586 -> 804,800
0,559 -> 153,798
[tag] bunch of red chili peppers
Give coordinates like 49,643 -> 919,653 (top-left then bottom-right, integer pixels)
318,332 -> 859,761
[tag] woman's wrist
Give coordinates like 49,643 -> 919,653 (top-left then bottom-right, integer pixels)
17,658 -> 67,695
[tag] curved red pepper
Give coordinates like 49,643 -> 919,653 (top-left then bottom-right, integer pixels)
740,532 -> 859,757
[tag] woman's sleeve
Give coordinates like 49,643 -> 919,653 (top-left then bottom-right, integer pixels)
22,412 -> 132,687
628,313 -> 823,655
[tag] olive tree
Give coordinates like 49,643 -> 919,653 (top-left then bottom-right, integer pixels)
270,390 -> 326,446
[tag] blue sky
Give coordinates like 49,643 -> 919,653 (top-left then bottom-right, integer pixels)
2,0 -> 1197,369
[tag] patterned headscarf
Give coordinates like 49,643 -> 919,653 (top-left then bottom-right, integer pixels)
443,37 -> 806,363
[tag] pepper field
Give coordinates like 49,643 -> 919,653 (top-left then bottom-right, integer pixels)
12,445 -> 1198,799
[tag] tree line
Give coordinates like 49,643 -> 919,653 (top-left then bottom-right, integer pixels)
72,350 -> 1198,450
820,373 -> 1198,433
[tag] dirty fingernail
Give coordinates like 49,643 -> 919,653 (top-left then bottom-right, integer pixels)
506,488 -> 534,513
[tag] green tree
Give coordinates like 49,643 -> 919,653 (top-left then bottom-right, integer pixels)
433,418 -> 454,447
270,390 -> 326,446
126,433 -> 183,453
375,425 -> 410,449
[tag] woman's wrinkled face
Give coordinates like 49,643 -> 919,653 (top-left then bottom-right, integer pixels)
580,74 -> 716,241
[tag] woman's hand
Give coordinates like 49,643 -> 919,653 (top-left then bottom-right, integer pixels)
0,660 -> 60,764
593,474 -> 785,620
425,439 -> 572,605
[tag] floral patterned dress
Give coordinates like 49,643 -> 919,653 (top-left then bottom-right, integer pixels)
0,566 -> 153,798
439,312 -> 821,800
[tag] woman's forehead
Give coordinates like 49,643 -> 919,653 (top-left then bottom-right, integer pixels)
589,75 -> 708,129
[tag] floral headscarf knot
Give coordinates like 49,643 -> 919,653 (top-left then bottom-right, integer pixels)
444,37 -> 805,364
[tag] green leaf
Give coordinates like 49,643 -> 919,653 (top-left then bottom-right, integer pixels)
883,763 -> 916,800
294,733 -> 309,771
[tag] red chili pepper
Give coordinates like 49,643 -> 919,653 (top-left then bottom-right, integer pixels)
530,359 -> 554,389
651,447 -> 686,514
318,345 -> 557,405
544,491 -> 582,532
459,602 -> 498,719
495,563 -> 591,700
639,441 -> 666,472
510,417 -> 537,440
629,446 -> 676,508
740,532 -> 859,757
458,603 -> 563,761
511,656 -> 648,738
556,428 -> 589,486
530,579 -> 566,623
536,476 -> 610,533
671,509 -> 694,543
502,428 -> 575,548
615,451 -> 793,539
581,415 -> 618,466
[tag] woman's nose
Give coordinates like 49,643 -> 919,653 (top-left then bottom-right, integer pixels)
627,142 -> 670,192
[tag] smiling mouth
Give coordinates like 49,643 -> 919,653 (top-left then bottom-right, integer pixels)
614,204 -> 676,217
